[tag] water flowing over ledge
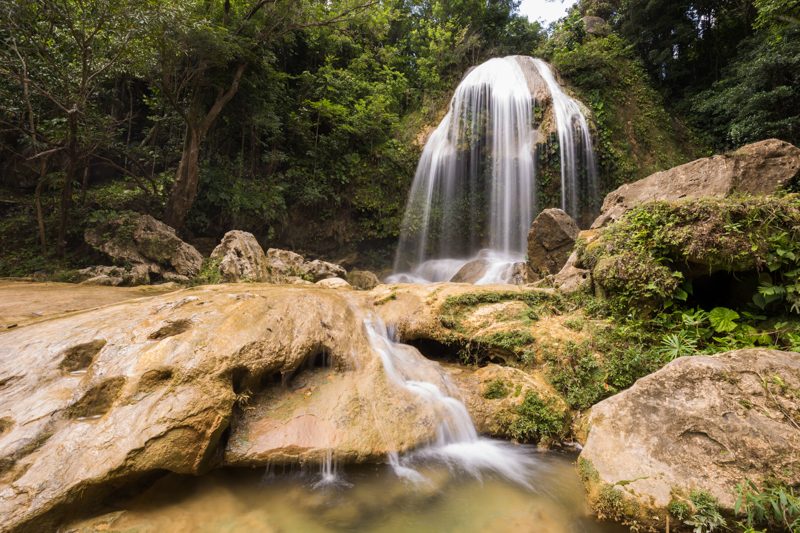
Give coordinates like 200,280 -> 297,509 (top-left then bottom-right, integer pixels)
391,56 -> 597,285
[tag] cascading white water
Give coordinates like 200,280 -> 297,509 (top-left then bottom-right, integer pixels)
364,317 -> 539,488
390,56 -> 598,284
532,59 -> 599,221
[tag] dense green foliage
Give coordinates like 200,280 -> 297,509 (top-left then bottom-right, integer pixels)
1,0 -> 798,277
735,480 -> 800,532
576,0 -> 800,149
544,16 -> 699,191
582,195 -> 800,315
0,0 -> 543,273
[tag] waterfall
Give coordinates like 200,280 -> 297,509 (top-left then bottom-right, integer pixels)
531,59 -> 599,221
390,56 -> 598,284
364,317 -> 539,488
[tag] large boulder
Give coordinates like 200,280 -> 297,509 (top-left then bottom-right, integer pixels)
0,285 -> 453,531
210,230 -> 269,283
264,248 -> 346,284
85,212 -> 203,280
579,349 -> 800,528
527,208 -> 580,278
302,259 -> 347,282
593,139 -> 800,228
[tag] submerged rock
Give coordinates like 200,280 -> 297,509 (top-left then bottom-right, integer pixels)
527,208 -> 580,278
85,212 -> 203,279
593,138 -> 800,228
210,230 -> 270,282
579,348 -> 800,528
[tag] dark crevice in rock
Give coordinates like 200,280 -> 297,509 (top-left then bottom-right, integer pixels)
0,416 -> 12,435
406,337 -> 465,364
136,367 -> 174,394
0,374 -> 21,390
0,422 -> 56,480
67,377 -> 126,419
59,339 -> 107,373
148,319 -> 192,340
688,269 -> 760,310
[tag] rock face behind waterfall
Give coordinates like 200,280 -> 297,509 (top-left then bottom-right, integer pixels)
578,348 -> 800,529
0,285 -> 447,532
527,208 -> 580,279
592,139 -> 800,228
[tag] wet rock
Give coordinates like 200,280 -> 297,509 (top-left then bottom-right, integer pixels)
451,258 -> 490,283
85,212 -> 203,279
446,364 -> 568,442
0,285 -> 449,531
593,139 -> 800,228
579,348 -> 800,528
210,231 -> 269,283
347,270 -> 381,290
527,208 -> 580,278
506,262 -> 529,285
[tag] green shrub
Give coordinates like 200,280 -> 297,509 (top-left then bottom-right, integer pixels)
508,391 -> 567,443
482,379 -> 509,400
735,480 -> 800,532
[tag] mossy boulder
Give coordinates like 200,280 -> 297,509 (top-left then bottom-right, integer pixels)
592,138 -> 800,228
580,195 -> 800,311
85,211 -> 203,281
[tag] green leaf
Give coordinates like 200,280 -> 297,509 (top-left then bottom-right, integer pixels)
709,307 -> 740,333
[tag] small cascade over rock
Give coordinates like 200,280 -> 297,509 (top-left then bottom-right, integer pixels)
364,317 -> 539,488
390,56 -> 598,285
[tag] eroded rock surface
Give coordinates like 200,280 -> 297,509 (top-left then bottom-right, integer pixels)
579,348 -> 800,528
592,139 -> 800,228
0,284 -> 457,532
347,270 -> 380,290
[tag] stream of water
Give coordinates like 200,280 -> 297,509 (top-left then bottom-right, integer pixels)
67,457 -> 625,533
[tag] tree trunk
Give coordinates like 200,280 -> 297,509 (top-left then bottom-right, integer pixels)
58,109 -> 78,257
35,159 -> 47,256
164,123 -> 203,229
81,166 -> 89,204
163,63 -> 246,230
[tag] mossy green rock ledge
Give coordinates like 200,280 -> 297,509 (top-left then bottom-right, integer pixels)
578,348 -> 800,530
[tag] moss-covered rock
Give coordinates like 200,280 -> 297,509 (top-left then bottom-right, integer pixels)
580,195 -> 800,312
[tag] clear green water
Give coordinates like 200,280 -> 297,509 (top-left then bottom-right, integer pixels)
69,452 -> 625,533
